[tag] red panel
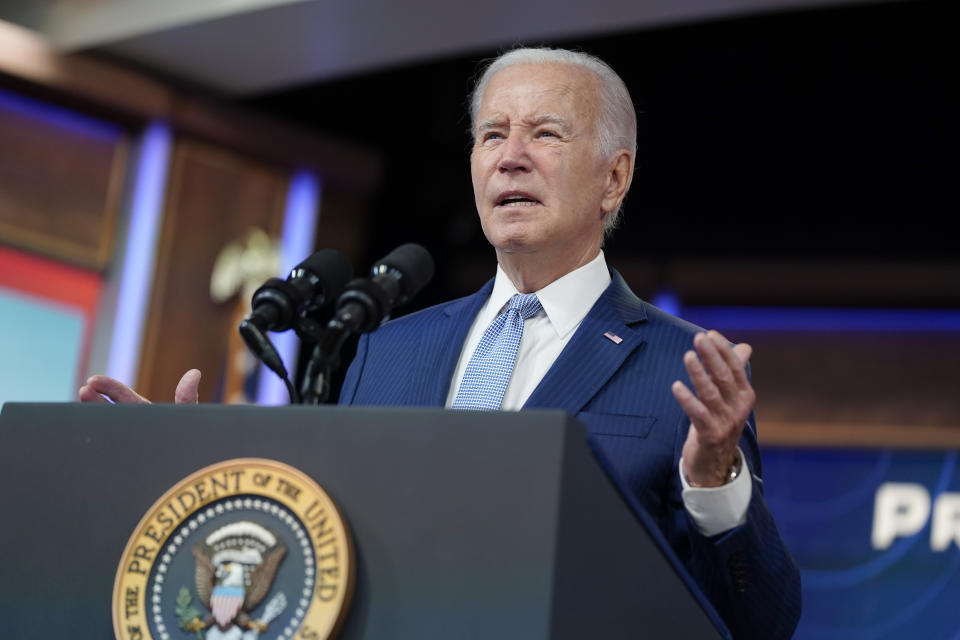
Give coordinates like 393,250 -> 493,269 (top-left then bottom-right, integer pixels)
0,244 -> 101,313
0,244 -> 103,384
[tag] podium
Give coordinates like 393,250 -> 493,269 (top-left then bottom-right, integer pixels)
0,403 -> 728,639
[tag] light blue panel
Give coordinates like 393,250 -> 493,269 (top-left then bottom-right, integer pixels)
0,287 -> 85,406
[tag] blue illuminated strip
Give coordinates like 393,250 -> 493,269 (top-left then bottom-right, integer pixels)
256,171 -> 322,406
650,290 -> 682,317
0,87 -> 121,142
650,291 -> 960,332
105,123 -> 172,384
679,307 -> 960,332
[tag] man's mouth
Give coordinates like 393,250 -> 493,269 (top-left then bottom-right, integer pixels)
496,192 -> 542,207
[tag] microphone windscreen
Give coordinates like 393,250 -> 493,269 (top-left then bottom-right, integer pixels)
298,249 -> 354,300
376,243 -> 435,298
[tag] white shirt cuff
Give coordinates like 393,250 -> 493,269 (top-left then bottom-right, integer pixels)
679,448 -> 752,537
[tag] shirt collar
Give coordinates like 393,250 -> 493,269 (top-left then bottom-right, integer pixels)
487,250 -> 612,339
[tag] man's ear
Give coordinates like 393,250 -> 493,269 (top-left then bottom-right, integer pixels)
600,150 -> 634,214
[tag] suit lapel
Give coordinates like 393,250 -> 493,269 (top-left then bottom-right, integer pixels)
421,279 -> 494,405
524,270 -> 648,414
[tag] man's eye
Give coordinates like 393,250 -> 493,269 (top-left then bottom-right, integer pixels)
536,130 -> 558,138
483,132 -> 504,142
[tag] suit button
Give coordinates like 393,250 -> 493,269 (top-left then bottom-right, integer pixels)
727,553 -> 749,591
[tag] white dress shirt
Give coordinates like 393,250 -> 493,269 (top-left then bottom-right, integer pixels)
446,251 -> 611,410
446,250 -> 751,535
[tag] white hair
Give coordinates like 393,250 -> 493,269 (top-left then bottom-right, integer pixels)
469,47 -> 637,233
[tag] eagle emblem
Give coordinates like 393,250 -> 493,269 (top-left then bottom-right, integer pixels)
187,521 -> 287,639
114,459 -> 353,640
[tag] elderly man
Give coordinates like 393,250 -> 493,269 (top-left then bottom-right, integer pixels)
338,48 -> 800,638
82,47 -> 800,638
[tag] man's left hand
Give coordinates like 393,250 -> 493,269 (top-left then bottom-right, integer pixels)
671,330 -> 755,488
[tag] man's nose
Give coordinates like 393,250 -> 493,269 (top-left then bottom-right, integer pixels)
498,135 -> 530,173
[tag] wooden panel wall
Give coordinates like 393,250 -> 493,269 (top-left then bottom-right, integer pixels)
0,95 -> 128,269
0,21 -> 381,404
749,331 -> 960,448
137,139 -> 288,402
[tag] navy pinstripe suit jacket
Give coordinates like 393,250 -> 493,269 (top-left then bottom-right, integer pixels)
340,269 -> 801,638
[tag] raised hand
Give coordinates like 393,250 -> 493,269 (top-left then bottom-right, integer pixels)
671,330 -> 755,487
78,369 -> 201,404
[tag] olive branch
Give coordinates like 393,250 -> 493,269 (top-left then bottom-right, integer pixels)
175,586 -> 204,639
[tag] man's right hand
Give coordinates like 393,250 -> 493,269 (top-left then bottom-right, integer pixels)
78,369 -> 201,404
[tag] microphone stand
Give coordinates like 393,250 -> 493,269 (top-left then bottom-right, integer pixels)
300,319 -> 351,404
300,279 -> 385,404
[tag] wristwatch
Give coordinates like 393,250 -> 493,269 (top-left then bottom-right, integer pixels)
686,449 -> 743,487
726,450 -> 743,483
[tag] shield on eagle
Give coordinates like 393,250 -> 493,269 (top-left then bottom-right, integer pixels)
210,585 -> 245,628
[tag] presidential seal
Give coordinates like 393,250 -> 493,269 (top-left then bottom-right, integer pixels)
113,459 -> 354,640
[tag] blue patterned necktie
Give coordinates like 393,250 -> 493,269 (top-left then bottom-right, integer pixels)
452,293 -> 543,410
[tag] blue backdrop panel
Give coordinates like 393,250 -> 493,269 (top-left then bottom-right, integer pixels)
763,447 -> 960,639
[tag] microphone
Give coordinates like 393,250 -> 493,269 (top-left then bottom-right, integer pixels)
333,243 -> 435,333
299,243 -> 434,404
243,249 -> 353,334
238,249 -> 352,399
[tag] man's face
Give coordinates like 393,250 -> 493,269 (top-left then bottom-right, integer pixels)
470,63 -> 613,264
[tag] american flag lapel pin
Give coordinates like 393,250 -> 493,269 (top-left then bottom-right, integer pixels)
603,331 -> 623,344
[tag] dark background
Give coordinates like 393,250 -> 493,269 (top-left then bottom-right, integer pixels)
248,0 -> 958,314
